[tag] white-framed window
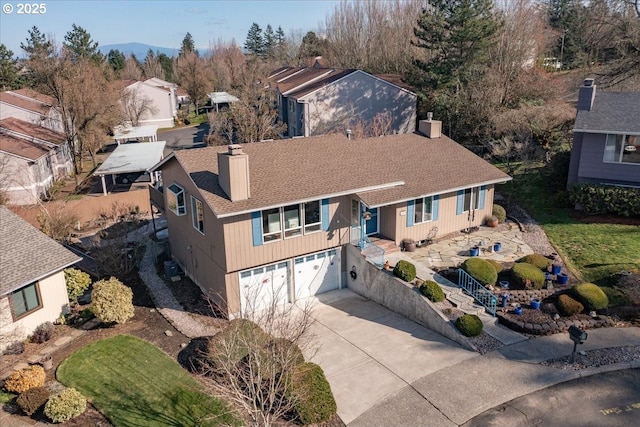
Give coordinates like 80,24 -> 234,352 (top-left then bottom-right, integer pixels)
11,282 -> 41,320
463,188 -> 480,212
261,201 -> 322,243
604,134 -> 640,164
191,196 -> 204,234
414,196 -> 433,223
167,183 -> 186,216
289,99 -> 295,113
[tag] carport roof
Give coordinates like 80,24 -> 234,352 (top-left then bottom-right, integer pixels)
208,92 -> 239,104
112,125 -> 159,141
94,141 -> 166,176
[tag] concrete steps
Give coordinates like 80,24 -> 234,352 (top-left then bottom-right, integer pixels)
369,237 -> 401,254
447,292 -> 485,316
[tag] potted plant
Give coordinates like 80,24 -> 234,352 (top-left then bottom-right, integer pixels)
402,238 -> 417,252
486,215 -> 499,227
514,304 -> 523,315
530,298 -> 541,310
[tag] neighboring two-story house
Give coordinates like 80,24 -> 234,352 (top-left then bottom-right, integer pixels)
122,79 -> 177,128
0,206 -> 81,351
152,119 -> 510,317
568,78 -> 640,187
269,67 -> 417,138
0,117 -> 73,205
0,88 -> 63,133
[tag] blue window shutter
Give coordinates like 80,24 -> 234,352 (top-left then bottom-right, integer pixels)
251,211 -> 263,246
406,200 -> 415,227
456,190 -> 464,215
478,185 -> 486,209
321,199 -> 330,231
433,195 -> 439,221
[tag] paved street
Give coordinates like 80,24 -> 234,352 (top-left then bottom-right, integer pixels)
158,123 -> 209,155
463,369 -> 640,427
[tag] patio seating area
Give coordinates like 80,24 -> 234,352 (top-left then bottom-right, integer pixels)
405,224 -> 534,269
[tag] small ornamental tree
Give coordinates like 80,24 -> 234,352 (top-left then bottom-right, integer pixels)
91,277 -> 134,324
64,268 -> 91,304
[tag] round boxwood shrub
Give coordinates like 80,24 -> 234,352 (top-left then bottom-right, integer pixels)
572,283 -> 609,311
393,260 -> 416,282
64,268 -> 91,304
419,280 -> 445,302
557,294 -> 584,316
44,388 -> 86,423
4,365 -> 45,394
17,386 -> 49,416
517,254 -> 552,271
462,258 -> 497,286
492,204 -> 506,223
455,314 -> 483,337
511,262 -> 546,290
91,277 -> 134,324
485,259 -> 504,274
289,362 -> 337,425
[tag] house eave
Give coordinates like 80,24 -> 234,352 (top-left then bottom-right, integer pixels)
573,128 -> 640,136
2,257 -> 81,297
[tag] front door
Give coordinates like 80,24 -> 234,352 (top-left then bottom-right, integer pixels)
364,207 -> 379,235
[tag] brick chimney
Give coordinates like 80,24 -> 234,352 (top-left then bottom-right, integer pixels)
217,145 -> 250,201
418,112 -> 442,138
577,78 -> 596,111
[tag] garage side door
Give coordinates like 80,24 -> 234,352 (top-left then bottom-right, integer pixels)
239,261 -> 289,313
295,249 -> 341,300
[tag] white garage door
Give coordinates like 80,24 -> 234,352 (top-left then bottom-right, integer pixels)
239,261 -> 289,313
295,248 -> 341,300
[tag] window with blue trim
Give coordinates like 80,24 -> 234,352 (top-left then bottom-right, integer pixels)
261,200 -> 323,243
414,197 -> 434,223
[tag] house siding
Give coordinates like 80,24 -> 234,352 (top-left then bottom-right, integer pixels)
126,82 -> 175,129
0,271 -> 69,351
0,153 -> 53,205
0,103 -> 63,132
574,133 -> 640,186
303,71 -> 416,137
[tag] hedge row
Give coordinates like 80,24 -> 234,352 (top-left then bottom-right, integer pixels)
570,184 -> 640,217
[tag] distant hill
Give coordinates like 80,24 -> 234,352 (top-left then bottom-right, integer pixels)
99,43 -> 178,59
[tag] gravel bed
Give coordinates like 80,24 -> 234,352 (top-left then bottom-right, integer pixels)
502,199 -> 558,257
541,345 -> 640,370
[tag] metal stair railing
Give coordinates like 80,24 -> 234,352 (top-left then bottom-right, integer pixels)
457,268 -> 497,316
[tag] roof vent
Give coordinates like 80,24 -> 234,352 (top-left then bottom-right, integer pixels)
427,111 -> 433,121
346,129 -> 352,140
583,78 -> 594,87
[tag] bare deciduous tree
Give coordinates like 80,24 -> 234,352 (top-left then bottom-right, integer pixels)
37,202 -> 79,243
175,51 -> 215,112
121,86 -> 158,126
122,56 -> 143,81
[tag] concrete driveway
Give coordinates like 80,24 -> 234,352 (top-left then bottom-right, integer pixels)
302,289 -> 477,425
158,123 -> 209,155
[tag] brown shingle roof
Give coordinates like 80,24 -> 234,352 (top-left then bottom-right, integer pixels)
0,206 -> 81,295
271,68 -> 336,94
162,132 -> 511,218
0,91 -> 51,114
0,133 -> 49,160
0,117 -> 66,145
11,88 -> 56,105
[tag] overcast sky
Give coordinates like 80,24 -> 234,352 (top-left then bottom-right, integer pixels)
0,0 -> 339,55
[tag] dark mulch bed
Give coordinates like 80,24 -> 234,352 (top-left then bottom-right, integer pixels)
571,212 -> 640,226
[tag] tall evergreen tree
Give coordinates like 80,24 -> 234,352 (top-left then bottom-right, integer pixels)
179,32 -> 196,57
244,23 -> 265,56
275,26 -> 286,47
299,31 -> 327,58
107,49 -> 126,74
20,26 -> 54,61
0,44 -> 22,90
63,24 -> 102,63
264,24 -> 276,58
157,52 -> 174,82
547,0 -> 588,68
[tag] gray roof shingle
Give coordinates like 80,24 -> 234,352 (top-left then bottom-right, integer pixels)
574,92 -> 640,134
160,132 -> 511,218
0,206 -> 81,295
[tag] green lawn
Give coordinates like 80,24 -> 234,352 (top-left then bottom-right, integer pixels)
501,163 -> 640,284
57,335 -> 240,427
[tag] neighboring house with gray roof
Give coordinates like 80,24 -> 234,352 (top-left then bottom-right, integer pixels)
0,206 -> 81,350
0,117 -> 73,205
268,67 -> 416,138
568,79 -> 640,187
151,119 -> 510,316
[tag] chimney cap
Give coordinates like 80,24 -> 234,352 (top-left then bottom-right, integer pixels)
228,144 -> 244,155
427,112 -> 433,121
583,78 -> 595,87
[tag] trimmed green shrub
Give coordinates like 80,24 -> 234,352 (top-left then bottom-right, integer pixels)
265,337 -> 305,367
572,283 -> 609,311
17,386 -> 49,416
91,277 -> 134,324
64,268 -> 92,304
4,365 -> 45,394
517,254 -> 552,271
569,184 -> 640,217
290,362 -> 337,425
393,260 -> 416,282
30,321 -> 54,344
557,294 -> 584,316
485,259 -> 504,274
455,314 -> 483,337
44,388 -> 86,423
207,319 -> 267,368
511,262 -> 546,290
492,204 -> 506,223
419,280 -> 445,302
462,258 -> 498,286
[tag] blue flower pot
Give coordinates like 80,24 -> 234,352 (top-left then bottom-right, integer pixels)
469,246 -> 479,257
499,281 -> 510,289
494,242 -> 502,252
557,273 -> 569,285
514,306 -> 523,315
552,264 -> 562,275
530,298 -> 541,310
500,295 -> 510,307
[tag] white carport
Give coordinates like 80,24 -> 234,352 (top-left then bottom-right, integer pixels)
94,141 -> 166,195
112,125 -> 159,144
208,91 -> 239,112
